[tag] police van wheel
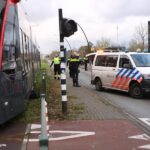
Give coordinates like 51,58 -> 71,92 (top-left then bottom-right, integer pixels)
129,83 -> 143,99
95,78 -> 103,91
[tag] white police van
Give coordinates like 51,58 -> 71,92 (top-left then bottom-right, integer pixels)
91,50 -> 150,98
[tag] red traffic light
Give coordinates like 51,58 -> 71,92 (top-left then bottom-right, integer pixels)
62,19 -> 77,37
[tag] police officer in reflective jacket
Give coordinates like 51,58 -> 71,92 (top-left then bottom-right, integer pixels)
50,55 -> 61,80
70,53 -> 81,87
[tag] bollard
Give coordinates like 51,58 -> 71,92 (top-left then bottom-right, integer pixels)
39,72 -> 49,150
42,72 -> 46,94
39,94 -> 48,150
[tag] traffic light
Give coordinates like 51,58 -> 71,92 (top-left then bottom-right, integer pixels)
62,18 -> 77,37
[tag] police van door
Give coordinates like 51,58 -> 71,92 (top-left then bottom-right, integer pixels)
112,54 -> 133,90
103,54 -> 119,88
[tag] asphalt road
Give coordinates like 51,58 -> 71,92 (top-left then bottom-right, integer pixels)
78,67 -> 150,129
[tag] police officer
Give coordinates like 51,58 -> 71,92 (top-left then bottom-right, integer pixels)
84,56 -> 89,71
50,55 -> 61,80
67,55 -> 73,78
70,53 -> 81,87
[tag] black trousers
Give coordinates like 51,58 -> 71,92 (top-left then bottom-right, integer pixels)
85,63 -> 87,71
72,70 -> 79,86
69,67 -> 73,77
54,64 -> 60,79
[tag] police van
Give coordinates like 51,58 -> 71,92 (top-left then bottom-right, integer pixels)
91,50 -> 150,98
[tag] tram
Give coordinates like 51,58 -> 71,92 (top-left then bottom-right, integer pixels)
0,0 -> 40,124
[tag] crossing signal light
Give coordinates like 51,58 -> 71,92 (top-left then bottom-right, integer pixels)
62,19 -> 77,37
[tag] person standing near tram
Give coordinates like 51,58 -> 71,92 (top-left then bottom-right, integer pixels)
69,53 -> 81,87
50,55 -> 61,80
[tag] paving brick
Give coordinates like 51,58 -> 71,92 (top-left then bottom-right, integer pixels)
67,74 -> 125,120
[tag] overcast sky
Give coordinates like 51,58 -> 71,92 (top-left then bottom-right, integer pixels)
20,0 -> 150,54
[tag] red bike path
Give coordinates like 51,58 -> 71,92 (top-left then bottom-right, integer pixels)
0,120 -> 150,150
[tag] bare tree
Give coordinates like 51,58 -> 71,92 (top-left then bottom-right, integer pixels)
128,39 -> 144,52
78,45 -> 88,57
96,37 -> 111,50
134,24 -> 148,50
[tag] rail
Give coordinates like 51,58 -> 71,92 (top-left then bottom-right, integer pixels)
39,71 -> 49,150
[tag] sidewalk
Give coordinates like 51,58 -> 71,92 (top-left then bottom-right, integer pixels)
67,73 -> 125,120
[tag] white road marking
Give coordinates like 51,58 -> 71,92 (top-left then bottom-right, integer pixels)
49,130 -> 95,141
31,124 -> 50,130
29,130 -> 95,142
0,144 -> 6,148
128,134 -> 150,140
31,124 -> 41,130
139,118 -> 150,126
138,144 -> 150,149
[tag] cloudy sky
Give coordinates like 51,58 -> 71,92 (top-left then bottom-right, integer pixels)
20,0 -> 150,54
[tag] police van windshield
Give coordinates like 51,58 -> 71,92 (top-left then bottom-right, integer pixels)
131,54 -> 150,67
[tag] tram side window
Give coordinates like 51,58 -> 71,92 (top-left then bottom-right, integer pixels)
20,29 -> 25,73
29,39 -> 32,68
26,36 -> 31,70
2,23 -> 16,73
24,34 -> 29,71
14,7 -> 21,71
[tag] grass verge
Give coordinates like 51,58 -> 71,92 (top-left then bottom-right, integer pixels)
13,59 -> 84,123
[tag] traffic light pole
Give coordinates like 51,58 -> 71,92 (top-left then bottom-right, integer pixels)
75,22 -> 90,52
58,9 -> 67,115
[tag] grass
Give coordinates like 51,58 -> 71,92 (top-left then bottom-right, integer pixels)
13,59 -> 84,123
